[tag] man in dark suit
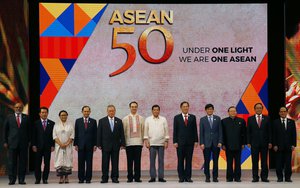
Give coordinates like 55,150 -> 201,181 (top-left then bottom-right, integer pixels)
173,101 -> 198,183
222,106 -> 246,182
3,103 -> 30,185
273,107 -> 297,182
74,106 -> 97,183
32,107 -> 55,184
247,103 -> 272,182
97,105 -> 125,183
199,104 -> 223,182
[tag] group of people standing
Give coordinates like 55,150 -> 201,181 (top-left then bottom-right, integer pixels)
2,101 -> 297,185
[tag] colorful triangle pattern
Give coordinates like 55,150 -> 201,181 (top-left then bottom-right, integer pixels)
39,3 -> 107,108
218,53 -> 268,169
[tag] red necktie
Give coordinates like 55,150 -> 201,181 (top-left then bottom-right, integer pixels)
257,115 -> 261,128
184,115 -> 188,126
84,118 -> 88,129
16,114 -> 20,128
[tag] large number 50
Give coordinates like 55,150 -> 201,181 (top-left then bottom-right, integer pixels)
109,26 -> 174,77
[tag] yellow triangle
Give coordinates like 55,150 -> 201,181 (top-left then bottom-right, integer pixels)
241,156 -> 252,169
76,3 -> 106,19
40,3 -> 72,19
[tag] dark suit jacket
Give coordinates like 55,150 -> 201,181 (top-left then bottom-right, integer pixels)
74,117 -> 97,150
222,117 -> 246,151
247,115 -> 272,148
97,116 -> 125,152
199,115 -> 223,147
273,118 -> 297,151
3,113 -> 30,149
32,119 -> 55,150
173,114 -> 198,146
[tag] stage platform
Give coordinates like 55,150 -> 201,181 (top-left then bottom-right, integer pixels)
0,170 -> 299,187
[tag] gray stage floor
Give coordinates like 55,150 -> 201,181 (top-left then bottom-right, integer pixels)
0,170 -> 299,187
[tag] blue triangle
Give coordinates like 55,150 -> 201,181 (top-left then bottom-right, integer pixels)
60,59 -> 76,73
259,79 -> 268,109
76,20 -> 96,37
40,63 -> 50,95
41,20 -> 73,36
57,4 -> 74,35
93,4 -> 108,23
236,100 -> 249,114
241,146 -> 251,164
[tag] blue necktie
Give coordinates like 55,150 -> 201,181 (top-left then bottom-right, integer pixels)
209,116 -> 213,128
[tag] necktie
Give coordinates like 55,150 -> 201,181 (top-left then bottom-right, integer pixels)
16,114 -> 20,128
209,116 -> 213,128
282,119 -> 286,130
110,118 -> 114,131
257,115 -> 261,128
43,120 -> 46,130
84,118 -> 88,129
184,115 -> 188,126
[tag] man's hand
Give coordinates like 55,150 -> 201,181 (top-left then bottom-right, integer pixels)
200,144 -> 205,150
194,142 -> 198,148
145,140 -> 150,149
274,146 -> 278,152
292,146 -> 295,151
268,143 -> 272,149
242,145 -> 245,149
222,145 -> 226,150
217,143 -> 222,148
32,146 -> 37,152
98,146 -> 102,150
3,143 -> 8,149
174,143 -> 178,148
247,144 -> 251,148
93,146 -> 97,152
121,146 -> 126,150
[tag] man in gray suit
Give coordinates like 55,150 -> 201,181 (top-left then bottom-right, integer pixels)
3,103 -> 30,185
199,104 -> 223,182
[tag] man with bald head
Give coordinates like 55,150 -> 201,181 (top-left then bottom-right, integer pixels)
3,103 -> 30,185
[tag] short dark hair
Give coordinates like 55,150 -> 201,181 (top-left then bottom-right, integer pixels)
152,104 -> 160,110
180,101 -> 189,107
280,106 -> 288,111
58,110 -> 68,116
82,105 -> 91,111
39,106 -> 49,113
227,106 -> 236,112
129,101 -> 138,107
205,104 -> 214,110
254,103 -> 263,109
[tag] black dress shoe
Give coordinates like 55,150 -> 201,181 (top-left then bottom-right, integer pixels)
261,179 -> 269,182
158,178 -> 166,182
127,179 -> 133,183
186,179 -> 193,183
285,179 -> 292,182
112,179 -> 119,183
226,179 -> 233,182
148,178 -> 156,182
213,178 -> 218,182
35,180 -> 40,184
252,179 -> 259,182
43,180 -> 48,184
101,180 -> 108,183
8,181 -> 15,185
277,179 -> 283,182
79,180 -> 84,183
205,178 -> 210,182
135,179 -> 142,182
86,180 -> 91,183
19,181 -> 26,185
234,179 -> 241,182
178,178 -> 184,183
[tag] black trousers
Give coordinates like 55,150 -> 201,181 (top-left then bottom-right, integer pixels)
102,149 -> 120,180
34,148 -> 51,181
176,145 -> 194,180
203,145 -> 220,179
251,146 -> 268,180
125,146 -> 142,181
8,146 -> 28,182
275,148 -> 292,180
225,149 -> 241,180
78,146 -> 94,181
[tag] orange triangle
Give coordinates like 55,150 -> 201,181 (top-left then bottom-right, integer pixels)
39,3 -> 56,35
74,4 -> 91,36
